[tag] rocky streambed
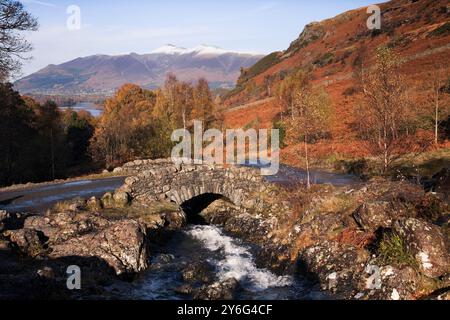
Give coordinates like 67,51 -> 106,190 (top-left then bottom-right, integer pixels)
0,165 -> 449,300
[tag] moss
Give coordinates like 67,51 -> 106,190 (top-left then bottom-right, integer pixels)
101,201 -> 179,220
376,231 -> 418,269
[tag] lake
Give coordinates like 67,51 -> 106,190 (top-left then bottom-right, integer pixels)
60,101 -> 103,117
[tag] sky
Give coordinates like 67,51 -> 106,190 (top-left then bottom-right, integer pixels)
19,0 -> 378,77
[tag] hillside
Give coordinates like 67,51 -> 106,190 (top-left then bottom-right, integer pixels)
14,45 -> 263,95
223,0 -> 450,164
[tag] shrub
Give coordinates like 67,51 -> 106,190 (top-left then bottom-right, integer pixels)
343,86 -> 359,96
313,52 -> 334,67
334,158 -> 371,178
376,231 -> 418,269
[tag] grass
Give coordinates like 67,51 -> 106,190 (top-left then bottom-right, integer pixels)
320,148 -> 450,179
238,52 -> 281,84
0,171 -> 124,193
389,148 -> 450,178
100,201 -> 179,223
376,231 -> 418,269
52,197 -> 86,212
429,22 -> 450,37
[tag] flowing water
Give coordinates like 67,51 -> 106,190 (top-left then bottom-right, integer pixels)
106,225 -> 327,300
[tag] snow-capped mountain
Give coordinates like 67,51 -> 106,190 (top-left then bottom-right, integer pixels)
14,45 -> 263,95
151,44 -> 258,56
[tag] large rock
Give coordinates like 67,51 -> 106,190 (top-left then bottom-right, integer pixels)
355,265 -> 421,300
49,219 -> 148,275
182,261 -> 214,284
353,202 -> 394,231
24,212 -> 109,243
194,278 -> 240,300
101,192 -> 115,209
86,196 -> 103,211
298,241 -> 369,298
393,218 -> 449,278
5,229 -> 46,257
113,191 -> 130,208
23,212 -> 149,275
353,182 -> 433,231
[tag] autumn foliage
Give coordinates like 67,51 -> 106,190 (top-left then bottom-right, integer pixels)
91,75 -> 220,168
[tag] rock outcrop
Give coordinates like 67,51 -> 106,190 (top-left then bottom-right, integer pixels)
19,211 -> 149,275
394,218 -> 449,278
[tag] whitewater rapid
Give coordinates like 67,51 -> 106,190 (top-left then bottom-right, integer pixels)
186,225 -> 292,291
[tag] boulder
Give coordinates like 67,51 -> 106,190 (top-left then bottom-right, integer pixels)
113,167 -> 124,174
393,218 -> 449,278
23,211 -> 149,275
182,261 -> 214,284
298,241 -> 369,298
6,229 -> 46,257
49,219 -> 148,275
67,198 -> 87,211
25,212 -> 108,244
175,284 -> 195,295
353,202 -> 394,231
161,211 -> 186,230
101,192 -> 115,209
86,196 -> 103,211
194,278 -> 240,300
113,191 -> 130,208
355,265 -> 420,300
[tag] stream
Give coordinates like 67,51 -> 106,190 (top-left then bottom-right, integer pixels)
106,225 -> 327,300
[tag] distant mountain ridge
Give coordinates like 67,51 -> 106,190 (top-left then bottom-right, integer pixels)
15,45 -> 264,95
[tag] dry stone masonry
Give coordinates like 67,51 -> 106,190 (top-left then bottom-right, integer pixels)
115,158 -> 288,216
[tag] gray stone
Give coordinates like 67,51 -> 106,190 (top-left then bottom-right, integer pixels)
393,218 -> 449,278
87,196 -> 102,211
113,191 -> 130,208
101,192 -> 115,208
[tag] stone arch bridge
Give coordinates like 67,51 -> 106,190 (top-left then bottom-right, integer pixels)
116,159 -> 288,215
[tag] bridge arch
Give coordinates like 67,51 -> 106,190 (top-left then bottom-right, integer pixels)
117,159 -> 284,216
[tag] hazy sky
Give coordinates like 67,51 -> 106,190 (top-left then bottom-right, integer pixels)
20,0 -> 378,77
